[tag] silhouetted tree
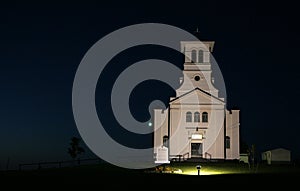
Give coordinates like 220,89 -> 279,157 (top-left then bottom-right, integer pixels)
247,144 -> 258,170
68,137 -> 85,161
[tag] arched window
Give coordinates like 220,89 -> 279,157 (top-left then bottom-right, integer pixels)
186,111 -> 192,122
198,50 -> 204,63
194,112 -> 200,122
202,112 -> 208,123
226,136 -> 230,149
191,50 -> 197,63
163,135 -> 169,147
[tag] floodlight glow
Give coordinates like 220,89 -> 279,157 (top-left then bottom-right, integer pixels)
148,122 -> 153,127
173,165 -> 236,175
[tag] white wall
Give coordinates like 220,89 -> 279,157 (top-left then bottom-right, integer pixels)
226,110 -> 240,159
262,148 -> 291,164
271,149 -> 291,162
168,91 -> 225,159
153,109 -> 168,153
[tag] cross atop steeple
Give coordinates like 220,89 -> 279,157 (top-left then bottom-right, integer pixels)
194,27 -> 201,39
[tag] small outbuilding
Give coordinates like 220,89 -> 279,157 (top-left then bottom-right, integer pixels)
261,148 -> 291,165
239,153 -> 249,164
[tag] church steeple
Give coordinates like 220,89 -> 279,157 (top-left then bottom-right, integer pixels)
176,40 -> 218,97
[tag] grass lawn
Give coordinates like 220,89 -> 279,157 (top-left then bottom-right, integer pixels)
1,161 -> 300,188
161,161 -> 300,175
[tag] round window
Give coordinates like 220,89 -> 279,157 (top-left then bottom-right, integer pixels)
194,75 -> 200,81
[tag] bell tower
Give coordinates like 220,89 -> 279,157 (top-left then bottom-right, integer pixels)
176,40 -> 219,97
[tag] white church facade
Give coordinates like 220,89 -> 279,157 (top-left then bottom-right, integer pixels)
154,40 -> 240,161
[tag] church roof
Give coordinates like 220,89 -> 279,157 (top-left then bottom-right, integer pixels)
169,87 -> 225,103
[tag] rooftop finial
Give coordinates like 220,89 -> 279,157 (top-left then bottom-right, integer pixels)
194,27 -> 200,39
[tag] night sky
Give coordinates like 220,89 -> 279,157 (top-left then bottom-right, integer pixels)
1,1 -> 299,170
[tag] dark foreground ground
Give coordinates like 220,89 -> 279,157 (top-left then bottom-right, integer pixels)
1,162 -> 300,189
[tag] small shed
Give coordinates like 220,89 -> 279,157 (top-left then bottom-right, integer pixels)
261,148 -> 291,165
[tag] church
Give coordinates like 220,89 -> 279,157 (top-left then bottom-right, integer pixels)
153,40 -> 240,161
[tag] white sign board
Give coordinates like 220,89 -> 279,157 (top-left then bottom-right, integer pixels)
155,146 -> 170,164
192,134 -> 203,140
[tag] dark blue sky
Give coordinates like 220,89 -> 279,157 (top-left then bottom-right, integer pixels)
1,1 -> 299,169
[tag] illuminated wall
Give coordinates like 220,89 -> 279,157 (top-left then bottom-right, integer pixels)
154,40 -> 240,160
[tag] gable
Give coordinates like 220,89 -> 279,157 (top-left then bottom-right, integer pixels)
170,88 -> 224,105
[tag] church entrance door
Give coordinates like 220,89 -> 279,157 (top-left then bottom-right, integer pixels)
191,143 -> 203,157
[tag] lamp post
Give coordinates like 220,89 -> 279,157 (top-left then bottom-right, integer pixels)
196,165 -> 201,175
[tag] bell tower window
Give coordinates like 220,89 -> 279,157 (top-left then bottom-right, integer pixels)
191,50 -> 197,63
198,50 -> 204,63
